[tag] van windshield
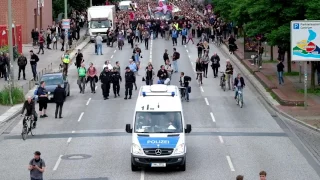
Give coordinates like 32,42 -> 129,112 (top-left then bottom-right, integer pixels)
134,112 -> 183,133
90,20 -> 110,28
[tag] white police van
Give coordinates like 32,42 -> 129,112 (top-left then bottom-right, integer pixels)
125,84 -> 192,171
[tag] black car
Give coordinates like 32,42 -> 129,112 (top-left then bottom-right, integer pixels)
35,72 -> 70,101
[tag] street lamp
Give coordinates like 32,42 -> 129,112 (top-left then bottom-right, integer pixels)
7,0 -> 14,105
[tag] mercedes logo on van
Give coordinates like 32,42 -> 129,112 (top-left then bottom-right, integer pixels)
155,149 -> 162,155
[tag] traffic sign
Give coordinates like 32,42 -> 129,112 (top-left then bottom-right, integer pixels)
62,19 -> 71,29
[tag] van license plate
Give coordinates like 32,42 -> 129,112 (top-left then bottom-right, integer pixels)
151,163 -> 166,167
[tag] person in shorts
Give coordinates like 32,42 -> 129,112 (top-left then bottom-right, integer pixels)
37,81 -> 48,118
28,151 -> 46,180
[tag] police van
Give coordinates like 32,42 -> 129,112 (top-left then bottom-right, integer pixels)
125,84 -> 192,171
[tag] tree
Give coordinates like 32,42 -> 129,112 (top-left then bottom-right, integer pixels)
305,0 -> 320,90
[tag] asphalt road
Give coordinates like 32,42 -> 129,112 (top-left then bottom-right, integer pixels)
0,37 -> 319,180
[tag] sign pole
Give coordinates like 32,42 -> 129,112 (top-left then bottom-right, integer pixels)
7,0 -> 14,106
304,61 -> 308,109
64,0 -> 68,51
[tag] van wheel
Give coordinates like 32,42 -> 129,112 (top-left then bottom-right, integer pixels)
180,162 -> 186,171
131,163 -> 139,171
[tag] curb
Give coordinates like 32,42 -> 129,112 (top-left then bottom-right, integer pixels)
0,38 -> 91,130
220,44 -> 320,132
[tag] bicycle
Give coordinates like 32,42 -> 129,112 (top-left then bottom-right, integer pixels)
178,87 -> 186,101
220,72 -> 226,91
21,115 -> 35,140
196,72 -> 203,86
235,87 -> 244,108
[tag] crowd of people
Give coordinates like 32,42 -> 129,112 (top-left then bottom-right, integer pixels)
19,1 -> 272,179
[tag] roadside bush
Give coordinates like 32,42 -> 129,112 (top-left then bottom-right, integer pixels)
0,45 -> 20,59
0,86 -> 25,105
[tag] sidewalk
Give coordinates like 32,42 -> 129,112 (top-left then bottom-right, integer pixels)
0,28 -> 89,124
229,37 -> 320,129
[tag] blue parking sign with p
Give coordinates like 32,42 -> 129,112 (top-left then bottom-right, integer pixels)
293,23 -> 299,29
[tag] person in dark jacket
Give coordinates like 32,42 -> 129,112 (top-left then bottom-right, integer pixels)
124,66 -> 136,100
211,53 -> 220,78
111,67 -> 122,98
195,58 -> 203,84
277,60 -> 284,85
0,52 -> 7,80
179,72 -> 191,101
30,50 -> 39,80
99,67 -> 112,100
53,84 -> 66,118
75,49 -> 83,69
145,65 -> 155,85
21,96 -> 37,127
157,65 -> 168,83
163,49 -> 169,64
234,73 -> 245,99
17,54 -> 28,80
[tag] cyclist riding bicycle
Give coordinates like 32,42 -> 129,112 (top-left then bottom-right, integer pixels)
234,73 -> 245,99
21,96 -> 38,128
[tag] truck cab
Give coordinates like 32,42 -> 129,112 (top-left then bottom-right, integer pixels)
125,85 -> 192,171
87,5 -> 115,42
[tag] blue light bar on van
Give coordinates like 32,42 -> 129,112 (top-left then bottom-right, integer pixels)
171,92 -> 175,97
142,92 -> 146,97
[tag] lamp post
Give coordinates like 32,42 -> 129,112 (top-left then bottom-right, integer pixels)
90,0 -> 92,7
64,0 -> 68,51
7,0 -> 14,105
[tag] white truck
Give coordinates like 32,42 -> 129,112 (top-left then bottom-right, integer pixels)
87,5 -> 116,42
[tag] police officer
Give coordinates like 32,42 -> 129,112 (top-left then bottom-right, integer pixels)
124,66 -> 135,100
99,67 -> 112,100
111,67 -> 122,98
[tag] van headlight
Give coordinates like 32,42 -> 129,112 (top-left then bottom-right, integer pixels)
132,143 -> 143,155
173,143 -> 185,155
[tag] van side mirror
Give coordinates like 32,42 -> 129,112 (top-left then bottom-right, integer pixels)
126,124 -> 132,133
185,124 -> 192,133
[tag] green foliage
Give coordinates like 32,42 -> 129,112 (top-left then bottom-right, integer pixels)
52,0 -> 90,19
284,71 -> 300,76
0,45 -> 20,59
0,86 -> 25,105
297,88 -> 320,95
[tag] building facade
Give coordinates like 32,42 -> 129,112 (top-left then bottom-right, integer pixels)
0,0 -> 53,44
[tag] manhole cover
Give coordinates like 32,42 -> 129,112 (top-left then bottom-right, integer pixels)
61,154 -> 92,160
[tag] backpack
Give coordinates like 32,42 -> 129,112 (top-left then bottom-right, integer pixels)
175,52 -> 180,59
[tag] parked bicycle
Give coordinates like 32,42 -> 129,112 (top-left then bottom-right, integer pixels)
220,72 -> 226,91
21,115 -> 35,140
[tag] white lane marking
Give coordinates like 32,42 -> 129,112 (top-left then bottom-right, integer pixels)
67,131 -> 75,143
184,45 -> 187,48
86,98 -> 91,105
188,55 -> 191,58
140,170 -> 145,180
114,50 -> 116,53
200,86 -> 204,92
186,50 -> 189,53
53,155 -> 63,171
210,112 -> 216,122
204,98 -> 209,105
191,62 -> 194,65
111,55 -> 113,59
77,112 -> 84,122
219,136 -> 224,143
95,86 -> 97,90
226,156 -> 235,171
